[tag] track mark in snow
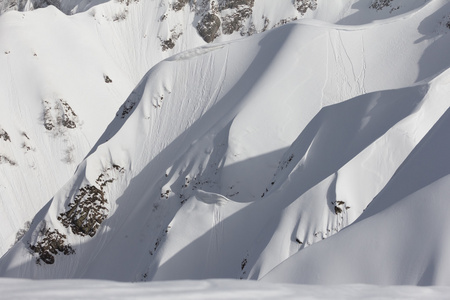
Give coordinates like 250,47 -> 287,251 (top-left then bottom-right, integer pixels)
209,47 -> 229,110
329,29 -> 367,99
169,44 -> 225,61
337,31 -> 358,92
196,190 -> 227,272
360,34 -> 368,95
211,204 -> 222,255
6,53 -> 23,118
328,30 -> 350,99
320,31 -> 331,107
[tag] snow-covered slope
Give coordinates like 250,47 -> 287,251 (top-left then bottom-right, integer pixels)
1,0 -> 450,286
0,4 -> 135,255
262,97 -> 450,286
0,0 -> 328,256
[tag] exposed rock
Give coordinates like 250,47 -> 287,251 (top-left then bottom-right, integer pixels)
117,98 -> 136,118
58,165 -> 124,237
104,75 -> 113,83
241,258 -> 247,270
0,155 -> 16,165
294,0 -> 317,15
369,0 -> 394,11
334,205 -> 342,214
43,101 -> 54,131
172,0 -> 188,11
58,184 -> 108,237
29,228 -> 75,265
197,13 -> 221,43
157,0 -> 300,45
160,27 -> 183,51
222,8 -> 252,35
43,99 -> 78,131
112,9 -> 128,22
117,0 -> 140,6
59,99 -> 77,129
0,128 -> 10,142
219,0 -> 254,10
161,38 -> 176,51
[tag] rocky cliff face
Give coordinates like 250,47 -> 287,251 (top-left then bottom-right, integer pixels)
171,0 -> 317,43
0,0 -> 318,42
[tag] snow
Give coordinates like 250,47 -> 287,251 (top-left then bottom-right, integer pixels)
0,0 -> 333,258
261,70 -> 450,285
1,0 -> 450,293
1,278 -> 450,300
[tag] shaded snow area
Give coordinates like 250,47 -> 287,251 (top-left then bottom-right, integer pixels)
1,0 -> 450,296
1,279 -> 450,300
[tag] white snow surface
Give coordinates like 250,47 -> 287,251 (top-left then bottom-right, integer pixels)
0,0 -> 333,256
1,278 -> 450,300
1,0 -> 450,290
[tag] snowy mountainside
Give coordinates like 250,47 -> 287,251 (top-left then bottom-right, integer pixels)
0,0 -> 342,256
0,0 -> 395,258
262,81 -> 450,285
0,5 -> 137,256
1,0 -> 450,285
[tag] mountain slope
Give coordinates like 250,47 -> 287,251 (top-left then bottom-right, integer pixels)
1,0 -> 450,284
0,0 -> 326,256
262,95 -> 450,285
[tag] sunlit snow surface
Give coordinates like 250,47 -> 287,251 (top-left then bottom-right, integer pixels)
2,0 -> 450,290
1,279 -> 450,300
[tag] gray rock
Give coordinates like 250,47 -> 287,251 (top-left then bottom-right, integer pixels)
197,13 -> 221,43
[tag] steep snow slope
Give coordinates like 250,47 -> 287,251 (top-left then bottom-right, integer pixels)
0,0 -> 381,258
0,6 -> 132,255
0,0 -> 332,256
1,0 -> 449,284
0,5 -> 139,255
262,82 -> 450,285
